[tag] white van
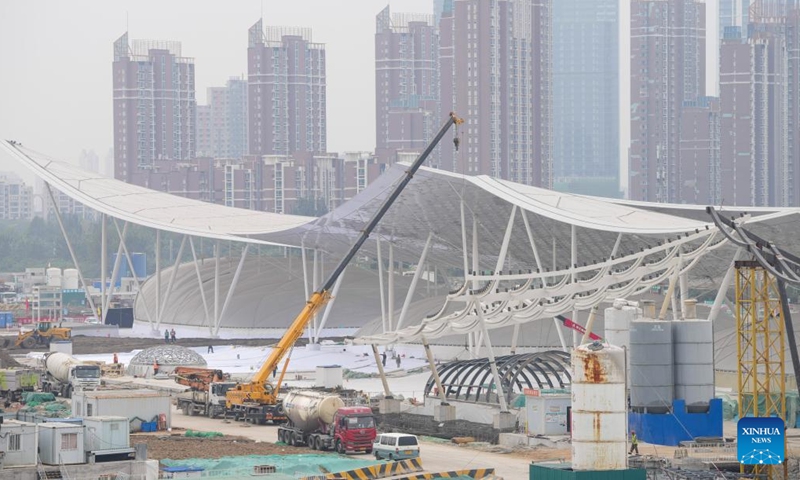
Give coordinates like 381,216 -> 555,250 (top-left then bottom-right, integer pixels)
372,433 -> 420,461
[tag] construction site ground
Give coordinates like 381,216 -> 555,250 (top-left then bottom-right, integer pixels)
167,404 -> 532,479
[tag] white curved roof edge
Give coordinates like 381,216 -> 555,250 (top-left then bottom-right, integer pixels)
407,164 -> 712,234
1,141 -> 314,247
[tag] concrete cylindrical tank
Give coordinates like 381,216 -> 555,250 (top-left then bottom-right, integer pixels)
571,343 -> 627,471
630,319 -> 674,413
284,390 -> 344,433
44,352 -> 84,383
673,319 -> 714,411
46,268 -> 62,287
63,269 -> 79,290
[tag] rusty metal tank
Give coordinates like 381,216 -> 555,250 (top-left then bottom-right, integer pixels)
283,390 -> 344,433
571,342 -> 627,471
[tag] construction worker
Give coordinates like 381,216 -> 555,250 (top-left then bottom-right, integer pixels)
164,329 -> 170,344
153,360 -> 160,377
113,353 -> 119,364
629,430 -> 639,455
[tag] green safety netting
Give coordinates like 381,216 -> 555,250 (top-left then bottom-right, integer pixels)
718,392 -> 800,427
184,430 -> 224,438
22,392 -> 55,406
161,454 -> 381,479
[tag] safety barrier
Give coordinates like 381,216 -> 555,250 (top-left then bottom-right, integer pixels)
300,458 -> 423,480
392,468 -> 497,479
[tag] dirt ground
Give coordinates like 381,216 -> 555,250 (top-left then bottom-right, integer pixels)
131,430 -> 313,461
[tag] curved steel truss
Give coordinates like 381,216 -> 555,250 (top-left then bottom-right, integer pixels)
423,351 -> 572,405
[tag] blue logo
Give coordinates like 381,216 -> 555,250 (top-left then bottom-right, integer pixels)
737,417 -> 784,465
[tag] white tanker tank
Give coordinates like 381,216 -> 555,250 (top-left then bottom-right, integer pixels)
278,389 -> 376,453
283,390 -> 345,432
42,352 -> 101,398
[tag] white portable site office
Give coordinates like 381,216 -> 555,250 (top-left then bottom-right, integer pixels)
38,422 -> 85,465
0,420 -> 38,467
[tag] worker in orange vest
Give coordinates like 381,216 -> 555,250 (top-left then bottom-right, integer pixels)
153,360 -> 160,376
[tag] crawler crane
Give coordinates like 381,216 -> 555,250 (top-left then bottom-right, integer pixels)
225,113 -> 463,423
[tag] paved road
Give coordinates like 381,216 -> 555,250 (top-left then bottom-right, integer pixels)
169,406 -> 532,479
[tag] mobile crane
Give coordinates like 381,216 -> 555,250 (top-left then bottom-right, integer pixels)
225,112 -> 464,424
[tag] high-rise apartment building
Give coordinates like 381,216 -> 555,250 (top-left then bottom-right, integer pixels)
196,78 -> 248,160
375,6 -> 439,165
0,172 -> 33,220
629,0 -> 706,203
719,1 -> 800,206
678,97 -> 720,205
112,33 -> 196,182
552,0 -> 619,197
720,0 -> 752,38
247,20 -> 326,158
439,0 -> 553,187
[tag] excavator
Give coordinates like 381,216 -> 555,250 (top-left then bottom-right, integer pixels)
225,112 -> 464,424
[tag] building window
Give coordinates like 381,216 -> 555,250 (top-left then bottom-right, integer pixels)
61,433 -> 78,451
8,433 -> 22,451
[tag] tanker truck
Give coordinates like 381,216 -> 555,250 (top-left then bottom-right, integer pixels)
41,352 -> 101,398
277,390 -> 376,454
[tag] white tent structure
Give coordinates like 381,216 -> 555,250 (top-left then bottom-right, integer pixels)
5,140 -> 800,357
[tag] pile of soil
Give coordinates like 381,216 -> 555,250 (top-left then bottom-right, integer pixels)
131,432 -> 314,460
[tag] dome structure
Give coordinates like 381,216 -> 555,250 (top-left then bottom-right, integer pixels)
127,345 -> 207,378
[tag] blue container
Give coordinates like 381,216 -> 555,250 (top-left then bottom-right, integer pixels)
111,252 -> 146,285
141,421 -> 158,432
0,312 -> 14,328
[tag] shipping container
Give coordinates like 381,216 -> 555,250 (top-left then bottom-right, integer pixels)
83,416 -> 130,452
0,311 -> 14,328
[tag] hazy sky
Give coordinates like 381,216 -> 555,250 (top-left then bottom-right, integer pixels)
0,0 -> 718,193
0,0 -> 431,180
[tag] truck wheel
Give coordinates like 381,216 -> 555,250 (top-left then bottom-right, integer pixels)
277,430 -> 284,443
21,337 -> 35,349
374,451 -> 381,460
336,440 -> 345,454
181,404 -> 189,415
64,385 -> 72,399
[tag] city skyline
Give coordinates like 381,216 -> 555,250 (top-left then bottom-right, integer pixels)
0,1 -> 724,199
0,0 -> 433,184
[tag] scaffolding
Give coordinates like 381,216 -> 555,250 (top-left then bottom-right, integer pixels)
735,261 -> 787,480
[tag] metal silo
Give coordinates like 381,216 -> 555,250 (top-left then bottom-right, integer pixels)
604,299 -> 641,372
673,319 -> 714,411
571,342 -> 628,471
629,319 -> 674,413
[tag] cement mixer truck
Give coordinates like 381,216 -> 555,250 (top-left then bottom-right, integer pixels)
40,352 -> 101,398
277,390 -> 376,454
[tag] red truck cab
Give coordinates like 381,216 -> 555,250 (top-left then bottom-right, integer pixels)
331,406 -> 376,453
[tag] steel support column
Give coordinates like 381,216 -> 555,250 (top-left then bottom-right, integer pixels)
708,248 -> 744,322
157,236 -> 187,330
214,241 -> 220,330
156,230 -> 161,325
100,214 -> 107,321
423,337 -> 448,404
103,223 -> 128,322
44,183 -> 100,323
113,219 -> 153,327
215,244 -> 250,336
476,300 -> 509,412
396,233 -> 433,331
553,318 -> 568,352
388,243 -> 395,332
372,344 -> 393,398
377,236 -> 387,334
189,237 -> 213,336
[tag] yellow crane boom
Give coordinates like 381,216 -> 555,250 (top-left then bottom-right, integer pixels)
226,113 -> 463,421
